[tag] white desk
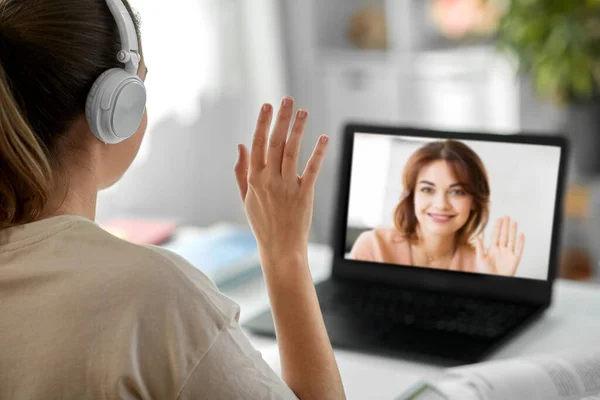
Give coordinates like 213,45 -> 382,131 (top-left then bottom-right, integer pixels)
220,243 -> 600,400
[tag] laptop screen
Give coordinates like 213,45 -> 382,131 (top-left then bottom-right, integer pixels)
344,132 -> 563,281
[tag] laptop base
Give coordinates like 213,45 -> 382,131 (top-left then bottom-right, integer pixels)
242,279 -> 545,366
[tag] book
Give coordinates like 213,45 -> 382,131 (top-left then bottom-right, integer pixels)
162,224 -> 261,287
396,348 -> 600,400
101,219 -> 177,245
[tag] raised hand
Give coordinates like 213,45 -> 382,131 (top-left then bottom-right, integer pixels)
234,97 -> 329,258
233,99 -> 346,400
475,216 -> 525,277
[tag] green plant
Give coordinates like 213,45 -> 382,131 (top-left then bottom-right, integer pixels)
497,0 -> 600,104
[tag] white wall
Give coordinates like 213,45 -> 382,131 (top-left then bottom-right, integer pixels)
278,0 -> 569,247
347,133 -> 563,280
96,0 -> 288,226
94,0 -> 572,256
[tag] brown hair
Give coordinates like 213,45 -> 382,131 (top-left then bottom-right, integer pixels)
394,140 -> 490,246
0,0 -> 141,229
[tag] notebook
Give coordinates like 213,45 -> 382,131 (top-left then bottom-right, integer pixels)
396,347 -> 600,400
243,124 -> 568,365
101,219 -> 177,245
163,224 -> 261,287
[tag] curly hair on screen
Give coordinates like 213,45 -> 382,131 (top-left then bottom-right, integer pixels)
394,140 -> 491,245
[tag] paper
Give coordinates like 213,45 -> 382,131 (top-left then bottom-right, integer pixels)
396,378 -> 481,400
395,381 -> 449,400
448,348 -> 600,400
397,349 -> 600,400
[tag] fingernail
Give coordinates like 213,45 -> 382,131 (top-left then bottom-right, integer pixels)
262,103 -> 271,112
321,135 -> 329,144
298,110 -> 307,119
282,97 -> 292,107
237,144 -> 241,155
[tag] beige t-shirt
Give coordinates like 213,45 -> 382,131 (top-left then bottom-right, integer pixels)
0,215 -> 297,400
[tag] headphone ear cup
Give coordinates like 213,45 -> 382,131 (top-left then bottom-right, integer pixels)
85,68 -> 146,144
86,69 -> 116,140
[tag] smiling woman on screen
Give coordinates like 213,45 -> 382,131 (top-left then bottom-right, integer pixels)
349,140 -> 525,277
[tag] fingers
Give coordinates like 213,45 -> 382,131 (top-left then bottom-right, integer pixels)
508,219 -> 517,251
267,97 -> 295,176
490,217 -> 502,247
251,103 -> 273,171
282,109 -> 309,180
234,144 -> 250,201
515,232 -> 525,265
499,216 -> 510,247
475,236 -> 485,261
301,135 -> 329,189
475,236 -> 492,274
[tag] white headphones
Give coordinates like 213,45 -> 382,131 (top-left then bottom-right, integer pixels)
85,0 -> 146,144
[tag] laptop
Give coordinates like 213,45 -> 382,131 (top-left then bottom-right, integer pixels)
243,124 -> 569,366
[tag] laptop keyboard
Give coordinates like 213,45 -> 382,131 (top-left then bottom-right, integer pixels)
318,282 -> 534,340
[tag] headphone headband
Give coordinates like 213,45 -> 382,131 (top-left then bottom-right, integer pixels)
105,0 -> 139,75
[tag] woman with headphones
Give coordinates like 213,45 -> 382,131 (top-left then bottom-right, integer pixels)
0,0 -> 344,398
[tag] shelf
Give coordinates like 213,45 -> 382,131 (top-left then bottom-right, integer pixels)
313,0 -> 499,58
317,43 -> 508,81
318,48 -> 390,60
314,0 -> 387,51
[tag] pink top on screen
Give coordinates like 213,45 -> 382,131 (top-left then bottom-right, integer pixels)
349,227 -> 478,273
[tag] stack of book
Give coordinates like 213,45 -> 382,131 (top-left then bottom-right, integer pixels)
162,223 -> 261,288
